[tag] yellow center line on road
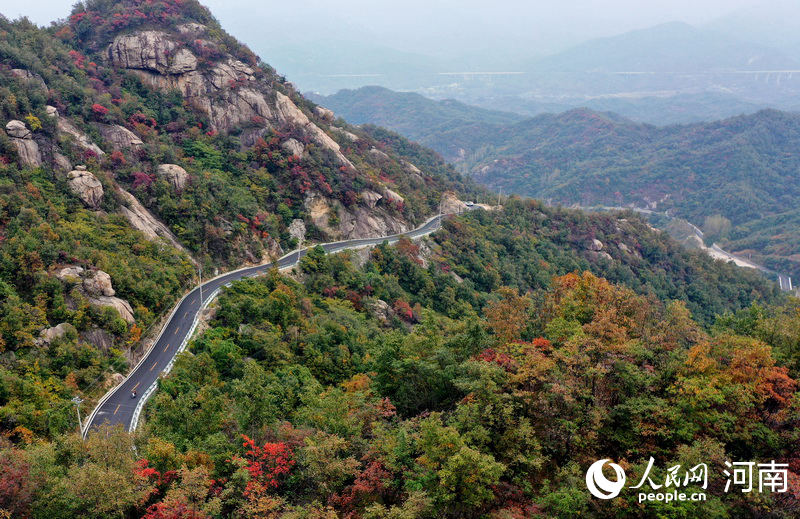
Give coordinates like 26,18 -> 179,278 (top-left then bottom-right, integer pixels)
113,404 -> 120,415
183,311 -> 188,318
132,382 -> 140,391
164,343 -> 170,352
150,362 -> 158,372
173,327 -> 178,335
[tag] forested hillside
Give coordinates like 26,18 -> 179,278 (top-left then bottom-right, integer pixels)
0,0 -> 479,454
1,1 -> 798,517
315,86 -> 800,279
3,200 -> 798,518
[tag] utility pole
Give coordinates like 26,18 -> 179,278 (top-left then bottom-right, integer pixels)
72,396 -> 83,436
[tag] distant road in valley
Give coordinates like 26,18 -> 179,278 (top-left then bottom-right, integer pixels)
584,205 -> 794,292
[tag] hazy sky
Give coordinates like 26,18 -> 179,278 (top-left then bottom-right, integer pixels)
0,0 -> 766,57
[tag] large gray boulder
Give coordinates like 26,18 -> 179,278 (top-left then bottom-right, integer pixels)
5,120 -> 42,168
89,296 -> 135,324
6,120 -> 30,139
11,139 -> 42,168
83,270 -> 115,297
97,124 -> 143,151
587,239 -> 604,252
35,323 -> 76,346
361,190 -> 383,209
56,266 -> 85,281
67,168 -> 104,209
281,138 -> 304,157
156,164 -> 189,190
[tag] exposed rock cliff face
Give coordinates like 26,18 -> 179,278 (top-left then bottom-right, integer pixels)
55,115 -> 105,156
67,167 -> 104,209
304,191 -> 408,240
440,191 -> 468,214
5,120 -> 42,168
116,186 -> 193,259
105,28 -> 354,169
281,138 -> 305,158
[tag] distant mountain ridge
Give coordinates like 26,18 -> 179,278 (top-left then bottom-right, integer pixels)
315,85 -> 800,278
528,21 -> 800,73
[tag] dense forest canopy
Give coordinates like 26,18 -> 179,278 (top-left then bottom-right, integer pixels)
0,1 -> 798,517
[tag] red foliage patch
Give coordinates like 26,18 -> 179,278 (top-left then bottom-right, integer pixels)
240,435 -> 295,494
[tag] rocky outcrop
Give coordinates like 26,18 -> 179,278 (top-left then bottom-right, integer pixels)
369,147 -> 390,160
304,192 -> 334,235
338,206 -> 408,239
156,164 -> 189,191
35,323 -> 75,347
67,167 -> 104,209
368,299 -> 393,325
281,138 -> 304,157
56,117 -> 105,156
331,126 -> 359,142
176,22 -> 207,36
82,328 -> 114,352
305,190 -> 409,240
262,237 -> 284,261
56,265 -> 85,281
106,29 -> 356,171
274,92 -> 354,169
314,106 -> 335,122
54,266 -> 136,323
403,161 -> 422,175
288,219 -> 306,245
10,139 -> 42,168
97,123 -> 143,151
361,190 -> 383,209
587,239 -> 604,252
83,270 -> 115,297
6,120 -> 30,139
116,187 -> 192,258
90,296 -> 135,324
9,68 -> 47,91
108,30 -> 198,74
53,152 -> 72,172
440,191 -> 468,214
5,120 -> 42,168
382,188 -> 404,204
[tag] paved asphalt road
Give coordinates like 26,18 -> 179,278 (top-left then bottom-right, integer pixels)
83,214 -> 447,437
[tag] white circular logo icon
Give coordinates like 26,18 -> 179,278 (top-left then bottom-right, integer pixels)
586,459 -> 626,499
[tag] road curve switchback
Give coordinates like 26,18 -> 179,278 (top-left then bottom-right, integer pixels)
82,213 -> 448,437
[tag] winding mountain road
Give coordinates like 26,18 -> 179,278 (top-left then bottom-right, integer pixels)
82,214 -> 449,438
